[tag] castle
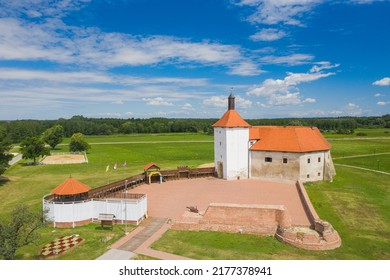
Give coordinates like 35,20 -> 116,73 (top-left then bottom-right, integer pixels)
213,95 -> 336,182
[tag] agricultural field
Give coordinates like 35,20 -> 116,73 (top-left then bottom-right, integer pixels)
0,131 -> 389,259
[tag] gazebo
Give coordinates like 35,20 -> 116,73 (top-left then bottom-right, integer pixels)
51,177 -> 91,201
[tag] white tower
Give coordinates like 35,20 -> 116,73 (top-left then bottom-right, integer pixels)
213,94 -> 250,180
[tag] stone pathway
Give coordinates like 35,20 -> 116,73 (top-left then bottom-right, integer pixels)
118,217 -> 167,252
97,217 -> 190,260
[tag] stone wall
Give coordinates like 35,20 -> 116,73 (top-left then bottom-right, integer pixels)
172,182 -> 342,251
172,203 -> 291,235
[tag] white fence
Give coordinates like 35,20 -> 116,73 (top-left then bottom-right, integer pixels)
43,195 -> 147,228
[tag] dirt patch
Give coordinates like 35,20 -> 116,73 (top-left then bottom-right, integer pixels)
198,162 -> 214,168
41,154 -> 87,165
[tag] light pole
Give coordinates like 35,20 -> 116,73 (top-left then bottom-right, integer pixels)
125,179 -> 128,235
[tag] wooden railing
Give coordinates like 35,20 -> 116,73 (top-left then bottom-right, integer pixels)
44,167 -> 215,202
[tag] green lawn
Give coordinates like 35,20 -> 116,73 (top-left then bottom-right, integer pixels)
323,128 -> 390,138
1,131 -> 390,259
329,139 -> 390,158
334,154 -> 390,173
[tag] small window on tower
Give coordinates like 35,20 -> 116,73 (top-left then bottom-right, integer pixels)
307,158 -> 311,164
265,157 -> 272,163
318,157 -> 321,162
283,158 -> 288,164
318,172 -> 321,176
307,174 -> 310,178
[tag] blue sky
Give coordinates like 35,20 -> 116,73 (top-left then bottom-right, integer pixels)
0,0 -> 389,120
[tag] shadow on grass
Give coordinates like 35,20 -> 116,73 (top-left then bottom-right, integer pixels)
0,176 -> 10,187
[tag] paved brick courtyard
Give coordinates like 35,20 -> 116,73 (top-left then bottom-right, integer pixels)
127,178 -> 311,226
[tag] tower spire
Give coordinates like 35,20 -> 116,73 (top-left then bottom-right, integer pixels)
228,93 -> 235,110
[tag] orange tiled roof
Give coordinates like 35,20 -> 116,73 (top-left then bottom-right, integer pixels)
249,126 -> 331,153
51,178 -> 91,196
212,109 -> 251,128
143,162 -> 160,171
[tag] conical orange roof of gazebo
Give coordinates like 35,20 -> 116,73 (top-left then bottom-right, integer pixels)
51,178 -> 91,196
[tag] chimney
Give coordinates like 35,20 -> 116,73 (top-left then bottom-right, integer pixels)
228,94 -> 235,110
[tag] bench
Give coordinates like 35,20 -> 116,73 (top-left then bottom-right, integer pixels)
98,213 -> 116,230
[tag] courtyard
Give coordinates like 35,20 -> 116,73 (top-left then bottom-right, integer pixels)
127,177 -> 311,226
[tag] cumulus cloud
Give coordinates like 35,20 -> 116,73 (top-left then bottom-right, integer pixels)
182,103 -> 195,110
142,97 -> 174,106
250,28 -> 287,41
373,77 -> 390,86
377,101 -> 388,106
203,95 -> 252,108
247,63 -> 338,106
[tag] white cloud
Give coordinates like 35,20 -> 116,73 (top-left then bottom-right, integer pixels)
203,96 -> 226,108
236,0 -> 323,26
261,53 -> 314,65
236,96 -> 253,108
250,28 -> 287,41
373,77 -> 390,86
0,0 -> 90,18
343,103 -> 363,115
310,61 -> 340,73
182,103 -> 195,110
377,101 -> 388,106
247,63 -> 337,106
374,93 -> 382,97
228,61 -> 265,76
0,17 -> 261,76
303,98 -> 316,103
143,97 -> 174,106
203,95 -> 252,108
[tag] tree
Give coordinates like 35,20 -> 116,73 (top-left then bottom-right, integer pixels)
42,125 -> 64,149
0,205 -> 45,260
69,132 -> 91,152
0,129 -> 13,176
20,136 -> 50,164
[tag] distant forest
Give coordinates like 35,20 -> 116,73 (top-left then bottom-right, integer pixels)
1,114 -> 389,143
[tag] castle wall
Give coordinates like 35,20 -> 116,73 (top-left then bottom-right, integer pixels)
250,150 -> 331,182
299,151 -> 326,182
250,151 -> 300,181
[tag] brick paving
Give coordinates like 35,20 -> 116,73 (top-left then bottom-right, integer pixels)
127,177 -> 311,226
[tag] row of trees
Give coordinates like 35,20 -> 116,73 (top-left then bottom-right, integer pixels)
2,114 -> 389,143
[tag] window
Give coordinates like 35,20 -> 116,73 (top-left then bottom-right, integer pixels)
220,141 -> 221,146
283,158 -> 288,164
318,157 -> 321,163
265,157 -> 272,163
307,174 -> 310,178
318,172 -> 321,176
307,158 -> 311,164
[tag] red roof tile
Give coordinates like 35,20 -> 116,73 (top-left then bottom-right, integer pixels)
249,126 -> 331,153
51,178 -> 91,196
212,109 -> 251,128
143,162 -> 160,171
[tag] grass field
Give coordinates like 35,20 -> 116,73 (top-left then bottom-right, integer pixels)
323,128 -> 390,138
1,131 -> 389,259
